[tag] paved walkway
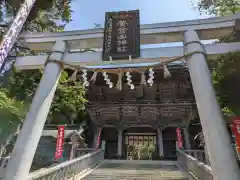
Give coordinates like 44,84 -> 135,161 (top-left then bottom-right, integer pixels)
82,161 -> 188,180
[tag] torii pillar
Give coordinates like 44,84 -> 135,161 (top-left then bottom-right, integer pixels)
4,40 -> 67,180
184,30 -> 240,180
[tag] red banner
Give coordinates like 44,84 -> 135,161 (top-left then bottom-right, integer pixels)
55,125 -> 65,160
96,128 -> 102,149
176,127 -> 183,149
231,118 -> 240,153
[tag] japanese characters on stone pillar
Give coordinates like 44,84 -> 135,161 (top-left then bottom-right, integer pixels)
102,10 -> 140,61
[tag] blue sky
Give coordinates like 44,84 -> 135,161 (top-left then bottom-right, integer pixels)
65,0 -> 210,31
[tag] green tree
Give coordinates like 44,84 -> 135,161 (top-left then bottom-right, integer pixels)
1,0 -> 72,32
3,68 -> 88,125
196,0 -> 240,16
49,71 -> 87,125
0,89 -> 27,157
192,1 -> 240,158
1,0 -> 87,124
196,0 -> 240,117
0,0 -> 87,155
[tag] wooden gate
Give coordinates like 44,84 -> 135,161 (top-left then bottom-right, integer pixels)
124,133 -> 156,159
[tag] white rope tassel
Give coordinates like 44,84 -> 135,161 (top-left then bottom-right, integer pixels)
140,72 -> 146,85
126,72 -> 134,90
82,69 -> 89,87
147,68 -> 154,86
90,72 -> 98,82
163,65 -> 171,78
70,69 -> 78,81
102,72 -> 113,88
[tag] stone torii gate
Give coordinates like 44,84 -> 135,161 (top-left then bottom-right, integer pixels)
3,14 -> 240,180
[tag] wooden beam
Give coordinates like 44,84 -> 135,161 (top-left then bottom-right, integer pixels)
18,14 -> 239,51
15,42 -> 240,70
103,124 -> 157,129
42,130 -> 76,138
87,103 -> 195,108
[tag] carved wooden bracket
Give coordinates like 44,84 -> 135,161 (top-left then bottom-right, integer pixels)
87,103 -> 197,127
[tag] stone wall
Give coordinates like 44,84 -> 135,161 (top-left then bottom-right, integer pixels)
31,136 -> 71,171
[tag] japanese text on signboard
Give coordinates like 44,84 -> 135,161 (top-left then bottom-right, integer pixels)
55,125 -> 65,160
102,10 -> 140,61
116,20 -> 128,53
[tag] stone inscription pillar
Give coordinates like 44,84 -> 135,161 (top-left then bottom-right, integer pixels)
184,30 -> 240,180
4,40 -> 67,180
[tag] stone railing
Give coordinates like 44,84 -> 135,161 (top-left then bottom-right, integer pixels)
75,148 -> 96,157
177,148 -> 213,180
32,148 -> 97,172
181,149 -> 208,165
27,149 -> 104,180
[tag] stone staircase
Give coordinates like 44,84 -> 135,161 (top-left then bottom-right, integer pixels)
81,160 -> 188,180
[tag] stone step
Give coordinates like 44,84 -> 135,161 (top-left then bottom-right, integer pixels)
81,161 -> 188,180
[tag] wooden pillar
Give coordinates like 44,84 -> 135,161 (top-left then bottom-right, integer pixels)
117,129 -> 123,157
183,127 -> 191,149
157,126 -> 164,158
184,30 -> 240,180
92,127 -> 101,148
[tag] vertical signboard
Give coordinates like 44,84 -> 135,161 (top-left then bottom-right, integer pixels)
231,117 -> 240,153
176,127 -> 183,149
102,10 -> 140,61
55,125 -> 65,160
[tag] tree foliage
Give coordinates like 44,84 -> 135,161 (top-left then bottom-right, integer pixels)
3,68 -> 88,125
0,0 -> 87,128
196,1 -> 240,117
1,0 -> 72,32
0,89 -> 26,148
196,0 -> 240,16
0,89 -> 25,124
50,73 -> 87,125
